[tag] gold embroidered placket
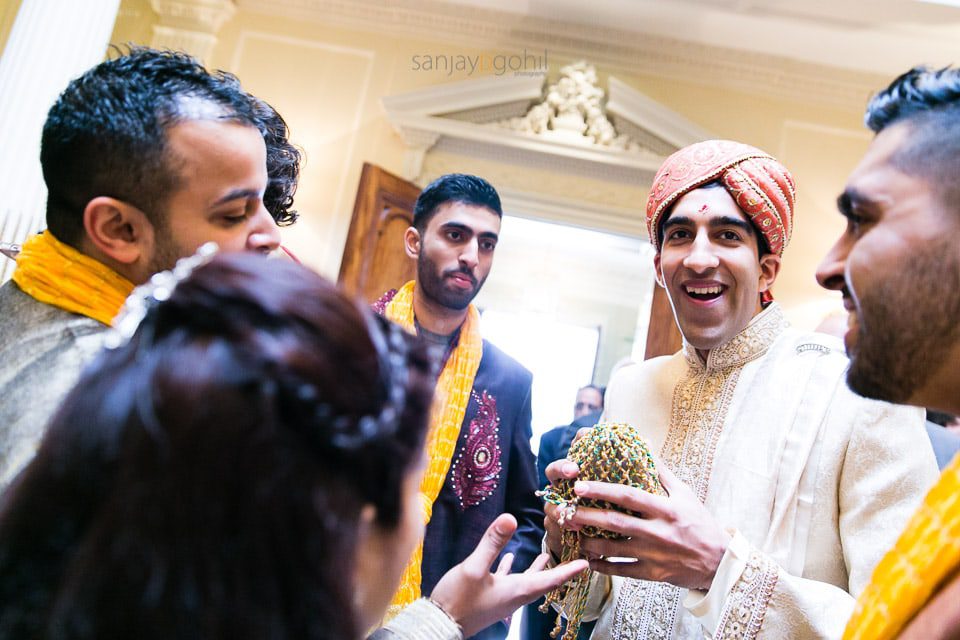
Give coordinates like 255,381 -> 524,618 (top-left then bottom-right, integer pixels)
612,306 -> 787,640
715,551 -> 779,640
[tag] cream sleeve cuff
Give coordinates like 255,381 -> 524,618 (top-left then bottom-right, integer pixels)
380,598 -> 463,640
683,528 -> 750,637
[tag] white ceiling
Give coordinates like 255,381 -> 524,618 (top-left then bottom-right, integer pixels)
437,0 -> 960,77
240,0 -> 960,108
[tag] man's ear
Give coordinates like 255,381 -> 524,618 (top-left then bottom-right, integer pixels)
653,252 -> 665,288
403,226 -> 421,260
82,197 -> 153,265
758,253 -> 782,293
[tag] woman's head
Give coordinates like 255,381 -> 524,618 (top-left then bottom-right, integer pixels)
0,253 -> 435,639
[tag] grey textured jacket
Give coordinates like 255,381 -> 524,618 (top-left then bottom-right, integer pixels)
0,280 -> 108,487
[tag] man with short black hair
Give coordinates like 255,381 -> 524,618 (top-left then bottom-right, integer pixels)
544,140 -> 937,639
0,46 -> 301,486
816,65 -> 960,640
375,173 -> 542,640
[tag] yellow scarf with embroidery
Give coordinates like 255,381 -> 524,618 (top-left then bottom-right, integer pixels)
12,231 -> 134,326
843,452 -> 960,640
384,280 -> 483,618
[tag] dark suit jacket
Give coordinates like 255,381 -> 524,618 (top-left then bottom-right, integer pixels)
375,292 -> 543,640
420,340 -> 544,640
536,411 -> 603,489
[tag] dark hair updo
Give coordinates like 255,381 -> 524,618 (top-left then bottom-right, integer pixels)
0,253 -> 435,640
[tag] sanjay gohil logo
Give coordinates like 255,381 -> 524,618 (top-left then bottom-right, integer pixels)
411,49 -> 549,77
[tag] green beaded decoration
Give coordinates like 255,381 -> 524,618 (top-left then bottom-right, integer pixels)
536,422 -> 666,640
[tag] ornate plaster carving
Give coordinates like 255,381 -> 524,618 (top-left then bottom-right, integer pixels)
382,62 -> 709,183
497,61 -> 641,152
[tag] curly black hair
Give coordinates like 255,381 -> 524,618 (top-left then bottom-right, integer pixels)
257,97 -> 300,227
41,46 -> 300,247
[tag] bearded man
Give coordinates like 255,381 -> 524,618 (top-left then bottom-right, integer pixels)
374,173 -> 543,640
816,66 -> 960,640
544,140 -> 938,639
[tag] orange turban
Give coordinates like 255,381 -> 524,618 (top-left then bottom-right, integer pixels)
646,140 -> 796,257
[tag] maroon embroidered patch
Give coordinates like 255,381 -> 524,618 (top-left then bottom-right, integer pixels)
451,390 -> 502,510
372,289 -> 398,316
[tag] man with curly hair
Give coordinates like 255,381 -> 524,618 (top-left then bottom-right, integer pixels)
0,46 -> 301,486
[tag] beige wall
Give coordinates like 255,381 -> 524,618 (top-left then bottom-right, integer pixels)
0,0 -> 22,58
108,1 -> 869,332
111,0 -> 154,49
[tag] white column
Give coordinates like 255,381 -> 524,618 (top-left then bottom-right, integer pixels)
0,0 -> 121,282
149,0 -> 235,63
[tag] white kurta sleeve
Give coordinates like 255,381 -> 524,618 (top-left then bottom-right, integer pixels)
685,529 -> 851,638
683,402 -> 938,639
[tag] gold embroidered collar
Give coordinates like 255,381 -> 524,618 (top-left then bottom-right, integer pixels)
682,302 -> 788,373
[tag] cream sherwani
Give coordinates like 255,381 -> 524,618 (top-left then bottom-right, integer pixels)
579,304 -> 937,640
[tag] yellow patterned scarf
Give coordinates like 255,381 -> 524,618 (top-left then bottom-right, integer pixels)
843,452 -> 960,640
12,231 -> 134,326
384,280 -> 483,618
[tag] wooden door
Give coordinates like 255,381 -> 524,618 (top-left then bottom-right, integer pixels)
644,283 -> 683,359
338,163 -> 421,302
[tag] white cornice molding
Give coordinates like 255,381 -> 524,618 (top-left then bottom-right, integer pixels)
388,111 -> 664,182
382,74 -> 544,115
430,135 -> 656,187
606,77 -> 711,149
383,70 -> 708,182
236,0 -> 888,109
497,187 -> 647,239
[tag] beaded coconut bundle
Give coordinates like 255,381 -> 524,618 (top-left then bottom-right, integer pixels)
537,422 -> 666,640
